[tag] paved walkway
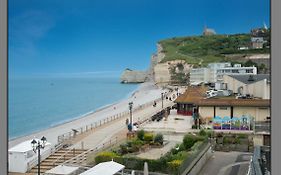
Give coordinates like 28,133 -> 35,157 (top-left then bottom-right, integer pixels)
68,94 -> 176,149
136,134 -> 184,160
198,151 -> 252,175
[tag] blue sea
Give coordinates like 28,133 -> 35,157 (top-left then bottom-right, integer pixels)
8,76 -> 138,139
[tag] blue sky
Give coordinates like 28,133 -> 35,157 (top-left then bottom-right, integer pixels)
8,0 -> 270,77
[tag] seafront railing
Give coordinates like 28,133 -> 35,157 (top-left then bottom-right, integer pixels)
56,98 -> 162,145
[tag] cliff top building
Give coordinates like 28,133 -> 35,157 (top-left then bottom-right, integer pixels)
190,63 -> 257,85
203,25 -> 216,36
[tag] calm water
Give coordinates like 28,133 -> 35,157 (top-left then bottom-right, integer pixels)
8,76 -> 138,139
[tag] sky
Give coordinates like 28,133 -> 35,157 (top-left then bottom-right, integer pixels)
8,0 -> 270,77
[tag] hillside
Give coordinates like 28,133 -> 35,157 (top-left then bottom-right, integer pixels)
158,33 -> 270,67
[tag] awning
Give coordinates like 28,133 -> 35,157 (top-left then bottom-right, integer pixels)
45,165 -> 79,175
80,161 -> 125,175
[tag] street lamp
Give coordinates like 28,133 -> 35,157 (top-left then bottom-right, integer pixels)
161,92 -> 164,109
31,136 -> 47,175
128,102 -> 133,131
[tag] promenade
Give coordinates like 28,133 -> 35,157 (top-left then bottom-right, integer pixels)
68,92 -> 176,149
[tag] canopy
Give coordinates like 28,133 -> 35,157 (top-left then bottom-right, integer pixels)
80,161 -> 125,175
45,165 -> 79,175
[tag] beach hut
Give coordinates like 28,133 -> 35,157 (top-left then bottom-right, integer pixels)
45,165 -> 80,175
8,139 -> 52,173
80,160 -> 125,175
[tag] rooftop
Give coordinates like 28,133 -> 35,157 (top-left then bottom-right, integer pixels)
8,139 -> 51,153
227,74 -> 270,84
175,86 -> 270,107
80,160 -> 125,175
175,86 -> 208,104
45,165 -> 79,175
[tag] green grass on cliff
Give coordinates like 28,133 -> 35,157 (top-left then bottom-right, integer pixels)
158,34 -> 270,66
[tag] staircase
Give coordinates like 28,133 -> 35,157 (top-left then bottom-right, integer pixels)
28,148 -> 87,174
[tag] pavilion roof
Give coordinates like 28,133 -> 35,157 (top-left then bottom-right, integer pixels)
175,86 -> 207,104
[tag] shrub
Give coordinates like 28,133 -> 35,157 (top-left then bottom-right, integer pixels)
137,129 -> 145,140
168,159 -> 182,173
183,134 -> 197,150
199,129 -> 207,136
223,137 -> 233,145
120,144 -> 128,154
192,125 -> 197,129
95,151 -> 119,164
237,133 -> 247,139
190,141 -> 203,152
233,137 -> 241,144
172,151 -> 189,160
216,132 -> 223,137
144,133 -> 154,143
154,133 -> 164,145
206,130 -> 214,138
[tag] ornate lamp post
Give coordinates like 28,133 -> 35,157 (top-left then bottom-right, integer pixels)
128,102 -> 133,131
31,136 -> 47,175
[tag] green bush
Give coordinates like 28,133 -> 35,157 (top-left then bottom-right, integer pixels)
237,133 -> 247,139
183,134 -> 197,150
144,133 -> 154,143
199,129 -> 207,136
132,138 -> 144,146
233,137 -> 241,144
190,141 -> 203,152
154,133 -> 164,145
120,144 -> 128,154
95,151 -> 119,164
168,159 -> 182,173
171,151 -> 189,161
223,137 -> 233,145
192,125 -> 197,129
137,129 -> 145,140
206,130 -> 214,138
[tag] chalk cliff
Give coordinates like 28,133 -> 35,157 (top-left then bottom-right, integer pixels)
120,69 -> 148,83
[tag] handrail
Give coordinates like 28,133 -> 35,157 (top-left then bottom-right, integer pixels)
51,148 -> 77,167
57,98 -> 163,145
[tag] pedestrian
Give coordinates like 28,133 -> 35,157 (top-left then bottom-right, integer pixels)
126,118 -> 129,125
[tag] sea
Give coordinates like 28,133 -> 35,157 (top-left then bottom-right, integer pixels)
8,76 -> 138,139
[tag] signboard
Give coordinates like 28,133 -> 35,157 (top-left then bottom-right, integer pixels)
212,115 -> 252,130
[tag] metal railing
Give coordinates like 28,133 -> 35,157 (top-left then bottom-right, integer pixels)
255,121 -> 270,133
248,146 -> 271,175
57,98 -> 162,144
63,136 -> 121,166
179,140 -> 211,175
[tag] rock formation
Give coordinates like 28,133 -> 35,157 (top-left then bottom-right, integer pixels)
120,69 -> 148,83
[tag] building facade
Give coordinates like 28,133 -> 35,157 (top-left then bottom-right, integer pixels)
190,63 -> 257,84
222,74 -> 270,99
175,86 -> 270,146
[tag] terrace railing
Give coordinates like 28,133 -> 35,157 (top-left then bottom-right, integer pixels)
254,121 -> 270,133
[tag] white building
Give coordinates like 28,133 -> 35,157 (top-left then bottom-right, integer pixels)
216,64 -> 257,82
222,74 -> 270,99
190,62 -> 257,86
8,139 -> 52,173
189,68 -> 210,84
